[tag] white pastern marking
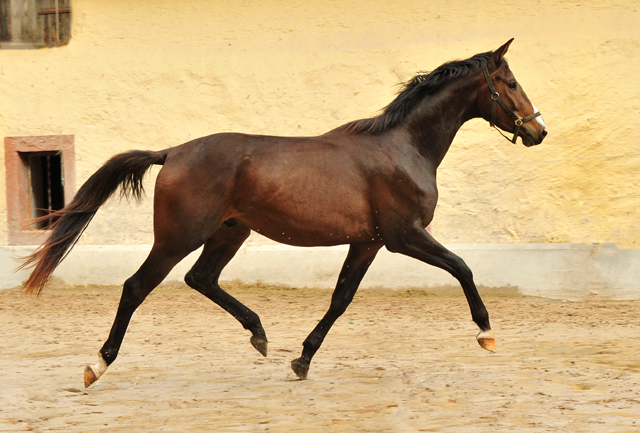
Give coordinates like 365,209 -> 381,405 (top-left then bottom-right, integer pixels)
476,329 -> 495,341
531,103 -> 547,129
90,355 -> 108,379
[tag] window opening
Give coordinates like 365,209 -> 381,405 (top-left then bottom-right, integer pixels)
5,135 -> 75,245
0,0 -> 71,48
23,152 -> 65,229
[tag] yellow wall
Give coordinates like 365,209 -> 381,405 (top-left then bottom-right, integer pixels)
1,0 -> 639,246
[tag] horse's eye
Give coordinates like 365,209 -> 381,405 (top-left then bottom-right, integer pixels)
508,82 -> 517,90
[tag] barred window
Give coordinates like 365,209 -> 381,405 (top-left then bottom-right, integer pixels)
0,0 -> 71,49
4,135 -> 75,245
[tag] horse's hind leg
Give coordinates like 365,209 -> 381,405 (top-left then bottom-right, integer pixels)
291,243 -> 382,379
84,244 -> 197,388
184,221 -> 268,356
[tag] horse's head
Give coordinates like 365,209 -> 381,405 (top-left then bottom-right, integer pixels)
478,39 -> 548,147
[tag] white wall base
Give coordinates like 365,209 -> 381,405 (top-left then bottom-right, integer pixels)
2,243 -> 639,300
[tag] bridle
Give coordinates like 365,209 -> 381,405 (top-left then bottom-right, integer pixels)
482,65 -> 541,143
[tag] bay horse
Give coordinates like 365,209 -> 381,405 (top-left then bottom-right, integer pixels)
21,39 -> 547,387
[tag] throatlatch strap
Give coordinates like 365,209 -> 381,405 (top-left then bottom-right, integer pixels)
490,98 -> 497,127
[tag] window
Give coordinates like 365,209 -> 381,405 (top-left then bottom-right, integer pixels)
0,0 -> 71,49
24,152 -> 65,229
4,135 -> 75,245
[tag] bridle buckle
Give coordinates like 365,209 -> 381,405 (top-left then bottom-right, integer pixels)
482,65 -> 541,144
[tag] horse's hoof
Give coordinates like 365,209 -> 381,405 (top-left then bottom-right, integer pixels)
291,358 -> 309,380
84,355 -> 108,388
476,330 -> 497,353
84,365 -> 99,388
250,336 -> 268,357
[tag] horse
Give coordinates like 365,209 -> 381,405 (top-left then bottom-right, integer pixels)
20,39 -> 547,388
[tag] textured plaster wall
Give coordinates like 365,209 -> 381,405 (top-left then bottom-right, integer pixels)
1,0 -> 639,247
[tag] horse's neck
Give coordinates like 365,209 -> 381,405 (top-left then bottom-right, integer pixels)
403,77 -> 481,167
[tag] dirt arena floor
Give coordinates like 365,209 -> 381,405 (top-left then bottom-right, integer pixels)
1,282 -> 640,432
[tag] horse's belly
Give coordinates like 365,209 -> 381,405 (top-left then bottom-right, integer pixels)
235,201 -> 379,247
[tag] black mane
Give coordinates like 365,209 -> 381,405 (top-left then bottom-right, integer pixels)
345,51 -> 494,134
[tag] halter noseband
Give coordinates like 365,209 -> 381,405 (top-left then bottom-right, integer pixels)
482,65 -> 541,144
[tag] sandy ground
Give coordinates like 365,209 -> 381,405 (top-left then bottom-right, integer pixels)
1,283 -> 640,433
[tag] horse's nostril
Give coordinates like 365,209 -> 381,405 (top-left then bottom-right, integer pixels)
541,128 -> 548,139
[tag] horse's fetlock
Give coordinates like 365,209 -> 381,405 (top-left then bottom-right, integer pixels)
303,336 -> 321,354
473,311 -> 490,329
100,347 -> 118,365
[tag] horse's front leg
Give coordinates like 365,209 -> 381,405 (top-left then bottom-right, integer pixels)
384,222 -> 496,352
291,243 -> 382,379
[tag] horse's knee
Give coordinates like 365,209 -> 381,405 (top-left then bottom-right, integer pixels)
449,256 -> 473,282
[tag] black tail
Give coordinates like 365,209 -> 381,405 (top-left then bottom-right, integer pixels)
19,149 -> 169,295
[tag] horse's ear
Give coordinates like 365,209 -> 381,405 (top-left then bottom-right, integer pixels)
493,38 -> 514,67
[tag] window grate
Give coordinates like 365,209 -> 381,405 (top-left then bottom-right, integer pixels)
0,0 -> 71,48
24,152 -> 65,229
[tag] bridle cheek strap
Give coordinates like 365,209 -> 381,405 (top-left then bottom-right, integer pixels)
482,66 -> 541,144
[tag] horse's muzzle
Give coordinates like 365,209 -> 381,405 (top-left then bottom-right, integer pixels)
523,127 -> 548,147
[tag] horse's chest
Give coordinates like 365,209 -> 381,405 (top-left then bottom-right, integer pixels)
371,169 -> 437,222
395,171 -> 438,225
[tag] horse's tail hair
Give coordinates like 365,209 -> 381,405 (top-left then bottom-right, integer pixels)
18,149 -> 170,296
